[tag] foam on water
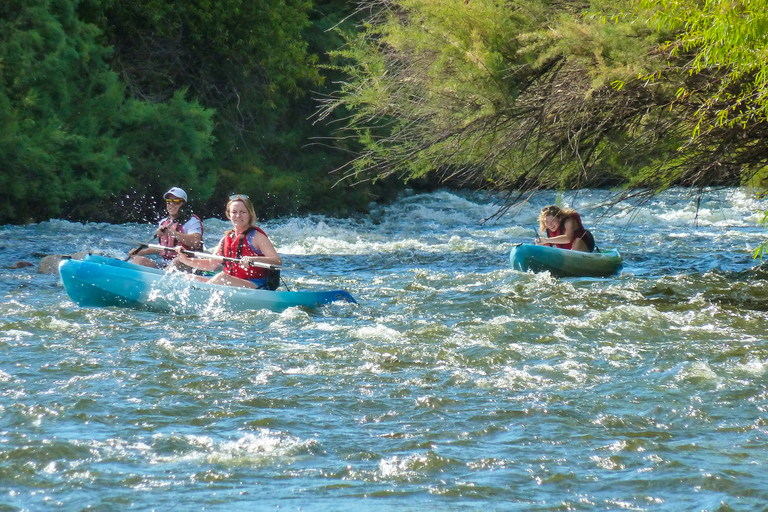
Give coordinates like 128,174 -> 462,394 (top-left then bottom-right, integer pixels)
2,188 -> 768,511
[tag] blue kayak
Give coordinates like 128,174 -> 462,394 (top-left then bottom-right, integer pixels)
510,243 -> 622,277
59,255 -> 357,314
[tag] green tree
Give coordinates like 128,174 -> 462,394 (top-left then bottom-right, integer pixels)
606,0 -> 768,194
0,0 -> 218,224
639,0 -> 768,259
112,91 -> 216,221
319,0 -> 768,210
82,0 -> 317,215
82,0 -> 407,219
0,0 -> 131,223
639,0 -> 768,139
319,0 -> 673,194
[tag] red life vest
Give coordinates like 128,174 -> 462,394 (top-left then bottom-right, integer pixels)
221,227 -> 269,280
158,213 -> 204,261
546,212 -> 586,250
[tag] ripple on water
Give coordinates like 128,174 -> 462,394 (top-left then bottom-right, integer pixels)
2,189 -> 768,510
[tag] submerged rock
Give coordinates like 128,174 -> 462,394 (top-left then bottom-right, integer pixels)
37,252 -> 89,274
9,261 -> 34,269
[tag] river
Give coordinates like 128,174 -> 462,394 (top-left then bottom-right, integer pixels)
1,188 -> 767,511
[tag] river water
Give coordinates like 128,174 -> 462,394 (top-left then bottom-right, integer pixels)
1,188 -> 767,511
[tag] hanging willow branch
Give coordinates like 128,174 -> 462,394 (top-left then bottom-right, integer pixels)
316,0 -> 768,209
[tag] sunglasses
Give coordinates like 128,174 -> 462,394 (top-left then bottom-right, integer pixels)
165,198 -> 183,205
229,194 -> 249,201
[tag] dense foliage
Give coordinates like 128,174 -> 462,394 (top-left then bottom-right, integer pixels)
3,0 -> 768,226
0,0 -> 217,223
85,0 -> 326,219
0,0 -> 402,224
636,0 -> 768,186
320,0 -> 768,209
0,0 -> 119,222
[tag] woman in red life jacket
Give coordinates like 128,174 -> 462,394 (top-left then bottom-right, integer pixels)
129,187 -> 204,268
174,194 -> 282,289
535,205 -> 595,252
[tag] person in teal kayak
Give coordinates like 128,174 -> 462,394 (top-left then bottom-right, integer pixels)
535,205 -> 595,252
128,187 -> 204,268
173,194 -> 282,289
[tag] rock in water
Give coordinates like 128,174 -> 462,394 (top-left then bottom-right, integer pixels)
38,255 -> 68,274
38,252 -> 89,274
9,261 -> 35,269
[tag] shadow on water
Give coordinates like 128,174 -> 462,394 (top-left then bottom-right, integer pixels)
641,265 -> 768,312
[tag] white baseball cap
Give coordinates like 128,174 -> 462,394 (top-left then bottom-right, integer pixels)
163,187 -> 188,201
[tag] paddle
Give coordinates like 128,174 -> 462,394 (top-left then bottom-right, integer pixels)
134,242 -> 285,271
512,229 -> 541,249
124,235 -> 157,261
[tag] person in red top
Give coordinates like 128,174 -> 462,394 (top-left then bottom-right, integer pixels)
535,205 -> 595,252
174,194 -> 282,289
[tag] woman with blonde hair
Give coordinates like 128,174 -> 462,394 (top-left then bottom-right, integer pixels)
535,205 -> 595,253
175,194 -> 282,289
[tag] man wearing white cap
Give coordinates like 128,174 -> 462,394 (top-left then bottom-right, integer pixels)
129,187 -> 204,268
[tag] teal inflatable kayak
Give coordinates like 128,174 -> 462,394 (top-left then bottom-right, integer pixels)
59,255 -> 356,314
510,243 -> 622,277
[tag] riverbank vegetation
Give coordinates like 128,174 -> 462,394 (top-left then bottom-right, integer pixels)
321,0 -> 768,207
0,0 -> 400,224
2,0 -> 767,225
